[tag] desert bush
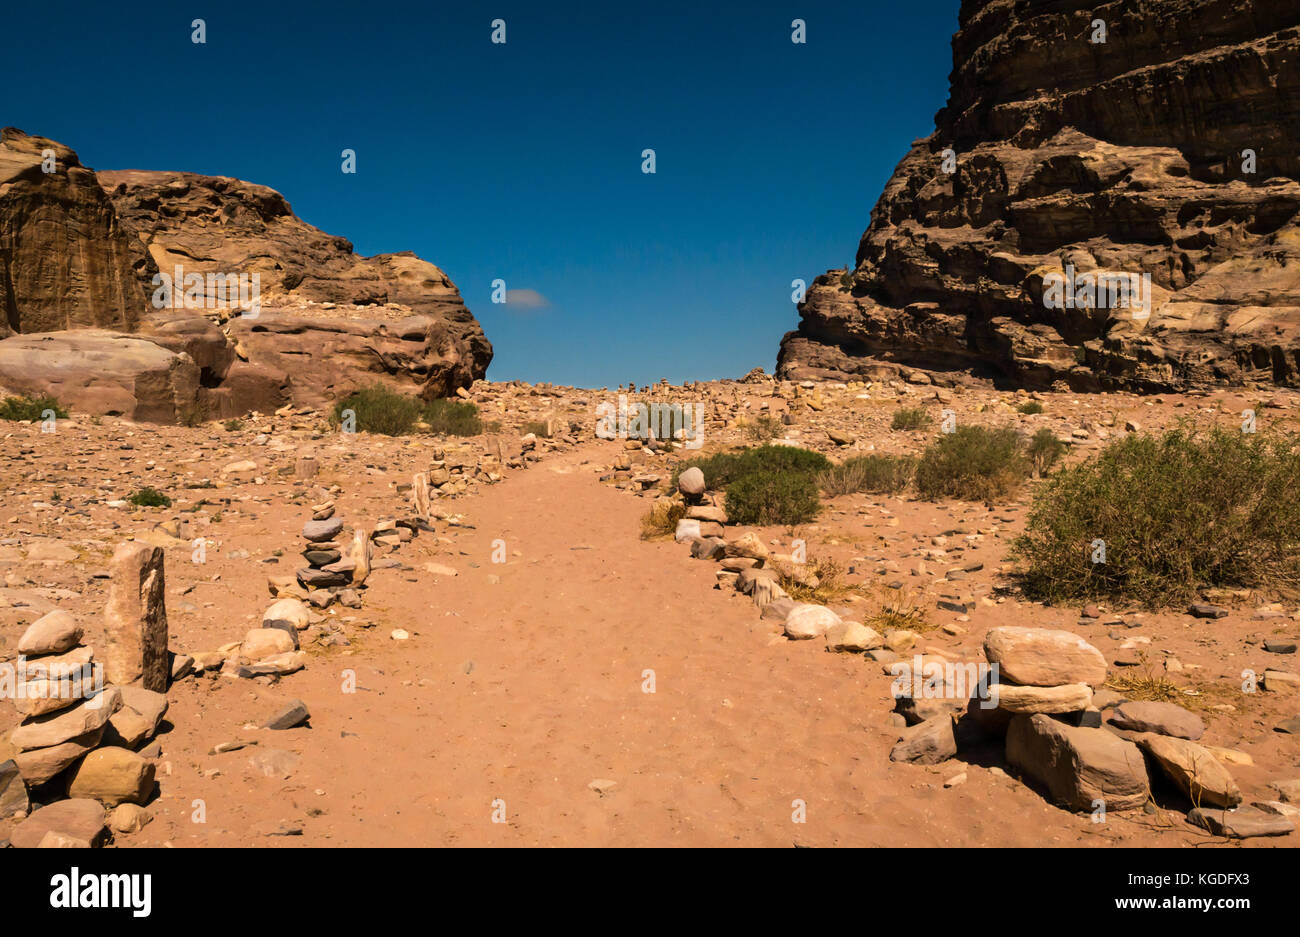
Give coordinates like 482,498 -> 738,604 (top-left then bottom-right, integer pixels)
776,553 -> 847,603
640,499 -> 686,540
725,471 -> 821,526
818,454 -> 915,496
744,414 -> 783,442
128,487 -> 172,508
1013,425 -> 1300,608
0,394 -> 68,422
1027,428 -> 1067,475
331,385 -> 422,436
223,418 -> 244,432
422,398 -> 483,436
914,425 -> 1029,501
672,444 -> 830,491
521,420 -> 551,438
1017,400 -> 1045,415
891,407 -> 932,431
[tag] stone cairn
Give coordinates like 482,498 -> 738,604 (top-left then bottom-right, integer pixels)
2,543 -> 179,847
663,472 -> 1298,840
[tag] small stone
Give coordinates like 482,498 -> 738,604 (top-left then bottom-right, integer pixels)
302,517 -> 345,542
943,771 -> 967,788
1188,603 -> 1229,619
677,467 -> 706,497
391,628 -> 410,641
588,778 -> 618,795
784,603 -> 840,640
263,700 -> 310,730
109,803 -> 150,834
1135,733 -> 1241,808
18,609 -> 83,656
889,715 -> 956,765
1265,639 -> 1298,654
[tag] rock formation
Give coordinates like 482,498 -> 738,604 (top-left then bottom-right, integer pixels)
0,129 -> 149,336
102,169 -> 493,405
778,0 -> 1300,391
0,129 -> 492,421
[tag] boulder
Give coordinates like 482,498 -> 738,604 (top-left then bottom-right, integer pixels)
983,627 -> 1107,687
889,715 -> 957,765
66,747 -> 155,806
17,609 -> 82,655
991,682 -> 1093,714
1134,733 -> 1242,808
10,798 -> 107,849
1006,713 -> 1149,812
1108,700 -> 1205,740
784,603 -> 839,640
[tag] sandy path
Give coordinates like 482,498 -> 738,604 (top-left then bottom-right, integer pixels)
128,442 -> 1218,847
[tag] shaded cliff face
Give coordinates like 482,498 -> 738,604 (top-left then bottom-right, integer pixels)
0,129 -> 150,336
778,0 -> 1300,391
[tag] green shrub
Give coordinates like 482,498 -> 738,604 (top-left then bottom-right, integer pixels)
891,407 -> 932,431
521,420 -> 551,439
128,487 -> 172,508
1012,425 -> 1300,608
223,418 -> 244,432
745,414 -> 783,442
421,398 -> 483,436
818,454 -> 916,496
1017,400 -> 1045,415
725,472 -> 822,526
672,444 -> 830,491
914,426 -> 1029,502
0,394 -> 68,422
332,385 -> 422,436
1027,428 -> 1067,475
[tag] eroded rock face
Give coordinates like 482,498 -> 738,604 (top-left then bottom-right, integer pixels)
778,1 -> 1300,391
101,169 -> 493,399
0,129 -> 150,337
0,330 -> 200,422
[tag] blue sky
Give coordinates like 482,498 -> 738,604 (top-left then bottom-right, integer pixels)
9,1 -> 959,388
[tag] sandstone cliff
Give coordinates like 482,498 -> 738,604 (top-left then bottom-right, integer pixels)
0,131 -> 492,421
778,0 -> 1300,391
0,129 -> 149,336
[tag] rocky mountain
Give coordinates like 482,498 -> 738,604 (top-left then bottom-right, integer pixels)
778,0 -> 1300,391
0,129 -> 491,421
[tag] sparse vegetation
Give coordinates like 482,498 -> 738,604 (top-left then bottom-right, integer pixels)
672,444 -> 831,491
0,394 -> 68,422
329,386 -> 483,437
640,499 -> 685,540
725,471 -> 822,526
332,385 -> 423,436
223,418 -> 244,432
1013,425 -> 1300,608
421,398 -> 484,436
1027,428 -> 1067,475
1017,400 -> 1045,415
891,406 -> 932,431
774,553 -> 848,603
128,487 -> 172,508
914,425 -> 1030,501
521,420 -> 551,438
744,414 -> 783,442
817,454 -> 915,497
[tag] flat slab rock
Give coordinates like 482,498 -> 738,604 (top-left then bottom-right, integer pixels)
1108,700 -> 1205,740
302,518 -> 344,542
1006,713 -> 1149,812
11,798 -> 107,849
983,627 -> 1107,687
1188,805 -> 1294,839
